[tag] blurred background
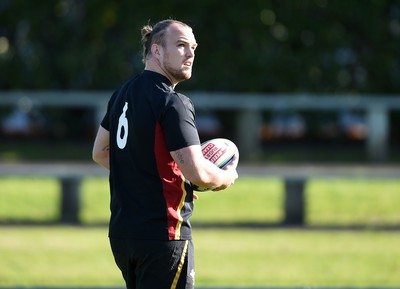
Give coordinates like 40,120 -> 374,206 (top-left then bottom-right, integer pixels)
1,1 -> 400,287
0,0 -> 399,162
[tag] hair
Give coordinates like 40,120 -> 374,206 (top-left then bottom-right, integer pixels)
141,19 -> 191,63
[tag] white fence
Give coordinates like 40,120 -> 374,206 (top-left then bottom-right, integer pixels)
1,91 -> 400,161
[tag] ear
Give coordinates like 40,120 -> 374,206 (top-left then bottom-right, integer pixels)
151,44 -> 161,58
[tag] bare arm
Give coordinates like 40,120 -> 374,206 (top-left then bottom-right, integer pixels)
170,145 -> 238,191
92,125 -> 110,170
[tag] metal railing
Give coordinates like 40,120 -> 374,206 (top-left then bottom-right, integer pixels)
1,91 -> 400,161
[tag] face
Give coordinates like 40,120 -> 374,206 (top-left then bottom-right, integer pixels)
156,24 -> 198,84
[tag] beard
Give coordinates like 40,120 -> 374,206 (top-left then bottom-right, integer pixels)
163,57 -> 192,83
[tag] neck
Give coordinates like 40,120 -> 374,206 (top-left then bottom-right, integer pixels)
145,59 -> 177,88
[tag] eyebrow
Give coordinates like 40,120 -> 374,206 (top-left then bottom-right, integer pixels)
177,38 -> 198,47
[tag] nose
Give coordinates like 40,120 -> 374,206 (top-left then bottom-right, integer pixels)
186,47 -> 195,57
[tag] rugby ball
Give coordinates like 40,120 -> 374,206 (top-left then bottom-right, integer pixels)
192,138 -> 238,192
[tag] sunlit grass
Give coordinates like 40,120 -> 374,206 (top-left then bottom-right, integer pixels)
0,226 -> 399,286
1,177 -> 399,227
1,177 -> 400,286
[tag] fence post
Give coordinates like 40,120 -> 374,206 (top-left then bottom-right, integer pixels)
237,109 -> 262,160
283,178 -> 305,225
60,177 -> 82,224
366,105 -> 388,162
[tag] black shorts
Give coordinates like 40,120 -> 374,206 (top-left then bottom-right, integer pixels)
109,238 -> 195,289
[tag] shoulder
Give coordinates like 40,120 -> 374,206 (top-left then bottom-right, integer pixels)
165,91 -> 194,110
161,92 -> 195,121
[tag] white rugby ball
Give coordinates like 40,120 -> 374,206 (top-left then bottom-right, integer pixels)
192,138 -> 239,192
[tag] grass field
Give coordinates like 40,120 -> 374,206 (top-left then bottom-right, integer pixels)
1,177 -> 399,227
0,177 -> 400,286
0,227 -> 399,287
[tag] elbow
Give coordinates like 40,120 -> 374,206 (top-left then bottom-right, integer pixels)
92,149 -> 110,170
92,150 -> 101,164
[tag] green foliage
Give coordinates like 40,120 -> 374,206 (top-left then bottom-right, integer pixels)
1,0 -> 399,92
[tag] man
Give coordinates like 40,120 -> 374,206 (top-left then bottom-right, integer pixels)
92,19 -> 238,289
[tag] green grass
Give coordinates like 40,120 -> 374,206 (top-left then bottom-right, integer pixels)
1,177 -> 400,286
0,226 -> 120,286
1,177 -> 399,226
307,179 -> 400,226
193,229 -> 400,286
0,226 -> 399,287
0,178 -> 60,221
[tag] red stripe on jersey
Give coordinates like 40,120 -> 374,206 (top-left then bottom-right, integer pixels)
154,122 -> 187,240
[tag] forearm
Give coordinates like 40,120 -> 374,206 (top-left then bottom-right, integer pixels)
193,159 -> 235,189
171,145 -> 238,190
93,147 -> 110,170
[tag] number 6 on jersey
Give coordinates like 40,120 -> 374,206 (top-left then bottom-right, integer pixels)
117,102 -> 128,149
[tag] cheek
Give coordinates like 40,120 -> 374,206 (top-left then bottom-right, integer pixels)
165,53 -> 180,66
